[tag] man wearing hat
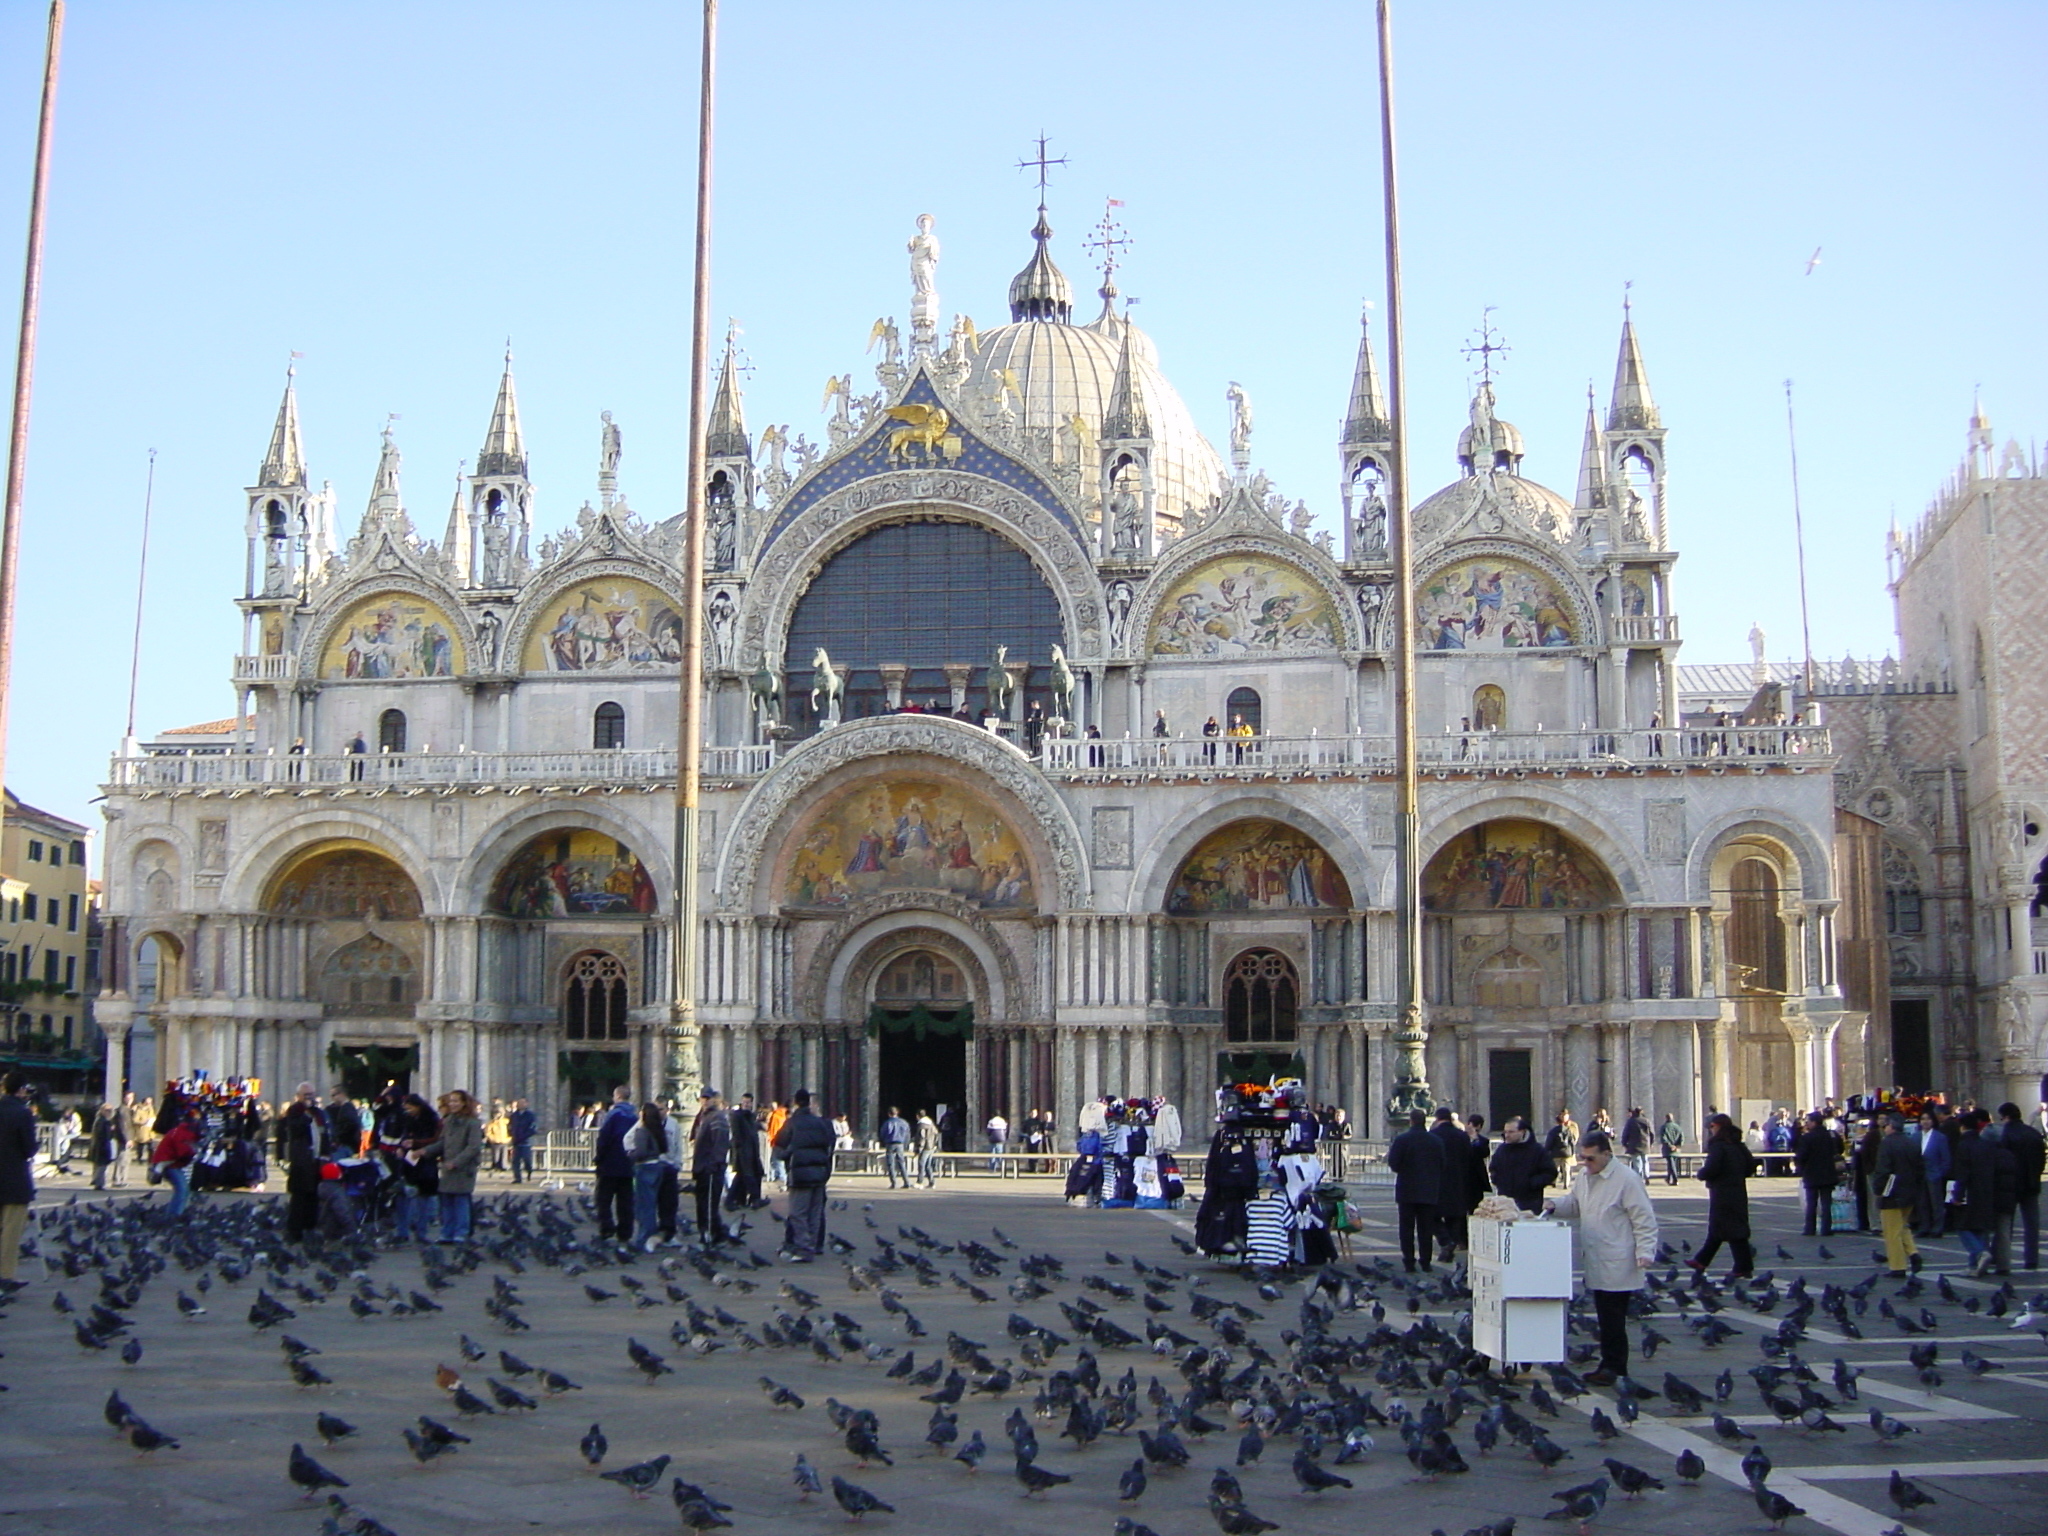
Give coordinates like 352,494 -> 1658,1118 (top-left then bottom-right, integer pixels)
691,1087 -> 733,1250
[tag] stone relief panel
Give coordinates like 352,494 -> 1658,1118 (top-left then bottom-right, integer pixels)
1645,799 -> 1686,864
1092,807 -> 1134,872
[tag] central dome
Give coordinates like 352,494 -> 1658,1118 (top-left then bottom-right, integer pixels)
964,216 -> 1224,525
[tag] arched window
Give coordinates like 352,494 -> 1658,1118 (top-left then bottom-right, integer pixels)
1223,949 -> 1297,1043
1225,687 -> 1262,735
378,708 -> 407,754
318,933 -> 418,1012
135,934 -> 180,1005
265,499 -> 288,539
564,952 -> 629,1041
1472,684 -> 1506,732
593,701 -> 626,750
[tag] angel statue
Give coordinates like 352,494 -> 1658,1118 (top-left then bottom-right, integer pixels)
866,317 -> 901,371
1226,380 -> 1253,471
822,374 -> 854,445
907,213 -> 940,343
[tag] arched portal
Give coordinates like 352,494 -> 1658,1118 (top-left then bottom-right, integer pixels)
1219,948 -> 1303,1086
869,944 -> 971,1138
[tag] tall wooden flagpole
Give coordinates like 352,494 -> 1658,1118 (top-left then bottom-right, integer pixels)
1377,0 -> 1433,1126
0,0 -> 63,803
668,0 -> 717,1104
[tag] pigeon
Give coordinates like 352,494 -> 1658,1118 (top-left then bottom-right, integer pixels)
1208,1493 -> 1281,1535
104,1390 -> 134,1432
601,1453 -> 672,1497
1602,1458 -> 1663,1498
315,1413 -> 357,1447
1115,1521 -> 1165,1536
1211,1467 -> 1245,1505
458,1333 -> 487,1361
847,1423 -> 894,1466
1888,1469 -> 1936,1514
794,1453 -> 823,1498
498,1350 -> 535,1377
832,1475 -> 895,1519
288,1443 -> 350,1499
1711,1413 -> 1755,1444
450,1385 -> 495,1417
175,1290 -> 206,1320
1119,1457 -> 1148,1501
580,1423 -> 608,1467
1753,1483 -> 1806,1529
1544,1478 -> 1610,1536
120,1337 -> 144,1366
417,1416 -> 472,1448
675,1488 -> 735,1532
1868,1407 -> 1916,1440
1293,1448 -> 1353,1493
289,1356 -> 333,1388
1741,1445 -> 1772,1488
1015,1454 -> 1072,1496
539,1369 -> 581,1395
1588,1408 -> 1621,1441
1237,1427 -> 1265,1467
128,1420 -> 180,1455
435,1362 -> 464,1392
1674,1448 -> 1705,1485
761,1376 -> 806,1411
951,1429 -> 986,1470
402,1427 -> 452,1465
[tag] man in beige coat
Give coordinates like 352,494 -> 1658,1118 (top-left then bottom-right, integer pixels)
1545,1128 -> 1659,1385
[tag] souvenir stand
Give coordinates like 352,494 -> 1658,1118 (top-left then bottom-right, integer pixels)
163,1073 -> 269,1190
1063,1096 -> 1185,1209
1193,1079 -> 1334,1268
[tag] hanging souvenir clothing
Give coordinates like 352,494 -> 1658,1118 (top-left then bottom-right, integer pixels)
1244,1189 -> 1294,1267
1065,1128 -> 1104,1201
1151,1101 -> 1183,1155
1194,1128 -> 1260,1255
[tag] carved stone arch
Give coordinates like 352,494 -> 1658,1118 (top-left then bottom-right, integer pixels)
808,902 -> 1019,1025
738,472 -> 1102,671
298,572 -> 478,679
130,926 -> 190,1001
497,555 -> 691,678
1131,790 -> 1378,914
1420,787 -> 1647,905
1413,539 -> 1598,650
717,715 -> 1090,911
1684,811 -> 1833,903
455,800 -> 674,917
119,825 -> 192,918
221,812 -> 439,914
1125,533 -> 1361,657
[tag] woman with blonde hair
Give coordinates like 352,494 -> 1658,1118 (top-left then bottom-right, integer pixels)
416,1090 -> 483,1242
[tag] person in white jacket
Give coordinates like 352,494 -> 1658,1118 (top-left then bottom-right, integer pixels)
1544,1128 -> 1659,1385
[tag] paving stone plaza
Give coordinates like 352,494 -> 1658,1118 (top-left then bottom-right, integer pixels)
2,1167 -> 2044,1536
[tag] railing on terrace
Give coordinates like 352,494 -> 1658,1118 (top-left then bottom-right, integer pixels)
108,745 -> 773,789
1043,724 -> 1831,775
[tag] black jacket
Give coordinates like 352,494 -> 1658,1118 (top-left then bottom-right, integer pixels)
691,1106 -> 731,1179
774,1108 -> 836,1189
1793,1124 -> 1842,1187
0,1093 -> 37,1204
1430,1121 -> 1470,1207
1872,1129 -> 1925,1210
1386,1125 -> 1445,1206
1950,1131 -> 1998,1233
1698,1136 -> 1755,1237
2000,1120 -> 2046,1198
728,1107 -> 764,1179
1488,1137 -> 1552,1208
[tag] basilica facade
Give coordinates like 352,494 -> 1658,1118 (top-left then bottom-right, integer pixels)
95,211 -> 1867,1136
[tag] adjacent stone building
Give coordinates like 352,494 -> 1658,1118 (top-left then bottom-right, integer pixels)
95,210 -> 1867,1133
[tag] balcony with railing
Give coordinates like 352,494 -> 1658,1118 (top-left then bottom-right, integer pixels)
108,745 -> 774,791
233,654 -> 296,683
1612,613 -> 1680,643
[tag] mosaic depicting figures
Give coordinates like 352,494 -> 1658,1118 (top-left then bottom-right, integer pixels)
490,831 -> 660,918
268,848 -> 424,920
1166,820 -> 1351,914
319,594 -> 461,679
1149,558 -> 1339,658
523,580 -> 684,673
1422,819 -> 1610,911
782,779 -> 1035,912
1418,558 -> 1575,650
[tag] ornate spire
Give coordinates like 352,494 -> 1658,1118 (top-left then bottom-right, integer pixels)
1574,386 -> 1609,509
1102,307 -> 1149,441
442,460 -> 471,575
1008,208 -> 1073,323
259,363 -> 306,487
1607,294 -> 1660,432
363,419 -> 408,528
707,321 -> 750,459
476,345 -> 527,478
1341,308 -> 1391,447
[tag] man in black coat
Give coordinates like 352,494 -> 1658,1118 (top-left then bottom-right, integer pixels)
1871,1112 -> 1925,1276
727,1094 -> 766,1211
275,1082 -> 333,1242
1997,1102 -> 2045,1270
1488,1116 -> 1553,1213
1793,1112 -> 1843,1237
0,1071 -> 35,1283
773,1088 -> 837,1261
1385,1109 -> 1445,1272
1430,1108 -> 1473,1255
690,1088 -> 733,1250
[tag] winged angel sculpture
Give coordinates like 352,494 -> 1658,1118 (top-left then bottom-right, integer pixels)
883,403 -> 961,464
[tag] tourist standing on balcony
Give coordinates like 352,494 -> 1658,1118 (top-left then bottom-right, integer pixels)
1152,710 -> 1169,739
347,733 -> 368,781
0,1073 -> 35,1277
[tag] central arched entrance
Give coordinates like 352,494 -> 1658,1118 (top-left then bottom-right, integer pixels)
869,945 -> 972,1146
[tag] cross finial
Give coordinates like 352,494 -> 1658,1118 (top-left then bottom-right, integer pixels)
1622,279 -> 1633,318
1461,306 -> 1509,386
1086,199 -> 1131,287
1016,134 -> 1068,206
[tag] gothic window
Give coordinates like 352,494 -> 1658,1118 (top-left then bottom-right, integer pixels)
1226,687 -> 1263,735
875,949 -> 966,1004
378,709 -> 407,754
593,701 -> 626,750
1472,684 -> 1506,732
783,520 -> 1064,730
564,951 -> 629,1041
1223,949 -> 1297,1044
1885,888 -> 1923,934
317,933 -> 418,1011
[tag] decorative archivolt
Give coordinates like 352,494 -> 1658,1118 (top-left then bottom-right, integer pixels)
1122,534 -> 1361,661
1419,787 -> 1648,904
298,571 -> 477,681
737,473 -> 1103,672
1683,810 -> 1834,903
1413,540 -> 1595,652
806,902 -> 1022,1024
1128,789 -> 1379,914
498,556 -> 690,680
716,716 -> 1091,912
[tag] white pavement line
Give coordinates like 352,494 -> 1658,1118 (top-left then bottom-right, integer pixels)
1777,1458 -> 2048,1480
1853,1376 -> 2014,1418
1660,1410 -> 1956,1427
1561,1394 -> 1931,1536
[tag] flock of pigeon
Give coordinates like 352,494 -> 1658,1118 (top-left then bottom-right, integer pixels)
2,1186 -> 2040,1536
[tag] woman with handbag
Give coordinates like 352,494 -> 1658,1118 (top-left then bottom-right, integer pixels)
416,1091 -> 482,1243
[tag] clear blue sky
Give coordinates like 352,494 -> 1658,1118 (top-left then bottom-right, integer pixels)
0,1 -> 2042,832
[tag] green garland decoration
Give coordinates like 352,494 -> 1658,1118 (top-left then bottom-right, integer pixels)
325,1041 -> 420,1090
558,1049 -> 633,1087
865,1002 -> 975,1042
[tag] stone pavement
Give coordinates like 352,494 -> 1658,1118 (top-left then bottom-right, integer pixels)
1,1165 -> 2045,1536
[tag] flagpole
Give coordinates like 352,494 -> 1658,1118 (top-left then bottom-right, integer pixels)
668,0 -> 717,1105
1377,0 -> 1433,1126
0,0 -> 63,800
123,449 -> 157,751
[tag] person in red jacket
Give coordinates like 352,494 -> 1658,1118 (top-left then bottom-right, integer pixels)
152,1109 -> 201,1218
